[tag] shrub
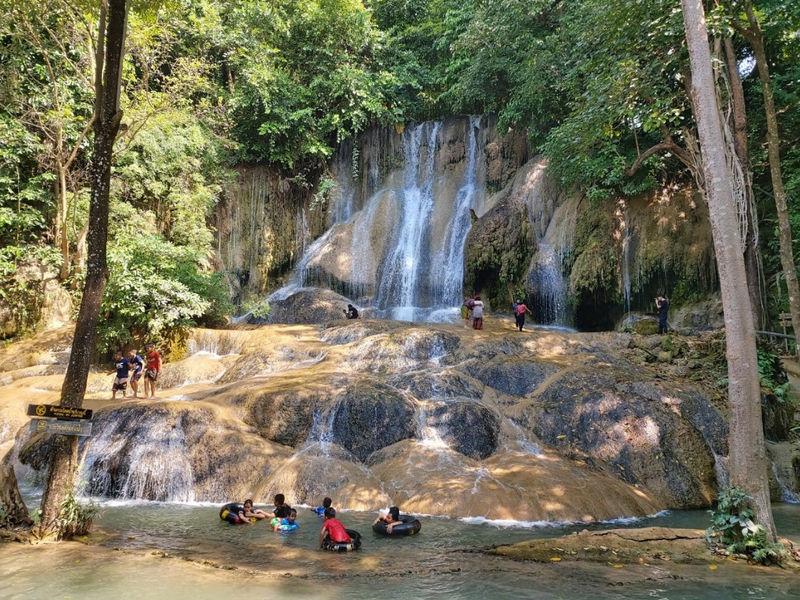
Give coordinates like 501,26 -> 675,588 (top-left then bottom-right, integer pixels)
707,487 -> 785,565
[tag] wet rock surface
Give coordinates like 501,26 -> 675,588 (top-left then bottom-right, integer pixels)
528,369 -> 721,508
470,356 -> 559,397
329,381 -> 417,462
427,401 -> 500,459
1,322 -> 749,521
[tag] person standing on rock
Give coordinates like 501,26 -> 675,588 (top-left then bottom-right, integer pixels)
111,351 -> 130,400
655,295 -> 670,335
462,296 -> 475,328
471,295 -> 484,330
514,299 -> 532,332
143,342 -> 162,398
128,349 -> 144,398
343,304 -> 359,319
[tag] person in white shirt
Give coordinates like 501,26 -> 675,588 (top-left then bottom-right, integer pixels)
471,295 -> 484,330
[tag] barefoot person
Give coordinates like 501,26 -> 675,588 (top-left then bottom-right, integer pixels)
514,299 -> 532,332
471,295 -> 484,330
111,351 -> 130,400
128,350 -> 145,398
143,343 -> 162,398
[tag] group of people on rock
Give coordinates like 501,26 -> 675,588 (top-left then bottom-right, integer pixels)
111,343 -> 161,400
462,296 -> 532,332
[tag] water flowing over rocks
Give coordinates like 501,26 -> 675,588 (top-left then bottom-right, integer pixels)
1,321 -> 745,522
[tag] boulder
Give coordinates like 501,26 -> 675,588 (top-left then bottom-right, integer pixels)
618,313 -> 660,335
527,370 -> 721,508
671,297 -> 725,332
263,287 -> 353,325
469,356 -> 558,397
427,401 -> 500,459
328,381 -> 416,462
388,368 -> 483,400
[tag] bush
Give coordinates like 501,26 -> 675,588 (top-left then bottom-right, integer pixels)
707,487 -> 785,565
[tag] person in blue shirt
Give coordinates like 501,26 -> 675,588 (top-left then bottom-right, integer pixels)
311,496 -> 333,517
127,350 -> 145,399
111,351 -> 131,400
273,508 -> 299,532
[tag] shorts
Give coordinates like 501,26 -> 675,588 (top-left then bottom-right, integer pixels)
145,369 -> 159,381
113,377 -> 128,391
131,370 -> 142,382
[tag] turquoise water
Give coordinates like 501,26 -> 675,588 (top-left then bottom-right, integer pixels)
2,501 -> 798,599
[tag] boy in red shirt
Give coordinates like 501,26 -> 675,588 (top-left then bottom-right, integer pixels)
319,507 -> 351,547
143,343 -> 162,399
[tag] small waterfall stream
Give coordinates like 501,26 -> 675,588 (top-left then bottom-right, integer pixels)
374,122 -> 441,321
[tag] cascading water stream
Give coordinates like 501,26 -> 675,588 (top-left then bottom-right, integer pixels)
431,116 -> 481,307
375,122 -> 441,321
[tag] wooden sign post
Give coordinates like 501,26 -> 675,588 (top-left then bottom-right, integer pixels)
27,403 -> 93,437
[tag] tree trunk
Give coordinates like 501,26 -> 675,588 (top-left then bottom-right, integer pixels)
681,0 -> 776,540
38,0 -> 128,539
0,449 -> 31,527
57,162 -> 70,281
744,2 -> 800,354
723,36 -> 764,328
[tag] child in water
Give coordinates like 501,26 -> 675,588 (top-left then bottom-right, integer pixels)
242,499 -> 269,521
270,493 -> 291,528
312,496 -> 333,517
274,508 -> 300,532
374,506 -> 403,534
320,508 -> 351,548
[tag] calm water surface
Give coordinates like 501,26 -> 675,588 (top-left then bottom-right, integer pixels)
2,501 -> 799,599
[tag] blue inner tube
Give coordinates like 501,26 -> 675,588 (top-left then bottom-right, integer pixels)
372,515 -> 421,536
322,529 -> 362,552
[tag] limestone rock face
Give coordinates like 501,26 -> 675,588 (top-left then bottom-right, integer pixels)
469,356 -> 558,397
67,402 -> 290,502
527,369 -> 722,508
263,287 -> 353,325
4,323 -> 740,522
427,400 -> 500,460
329,381 -> 417,462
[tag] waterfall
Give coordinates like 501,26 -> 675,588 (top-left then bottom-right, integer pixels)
525,163 -> 575,326
268,116 -> 487,322
621,207 -> 633,315
374,122 -> 441,321
529,244 -> 569,325
79,414 -> 196,502
431,116 -> 481,307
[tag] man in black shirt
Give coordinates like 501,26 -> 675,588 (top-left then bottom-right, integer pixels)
655,295 -> 670,335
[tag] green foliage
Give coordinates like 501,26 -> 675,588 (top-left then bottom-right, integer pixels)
757,348 -> 791,404
242,297 -> 271,320
55,490 -> 98,539
99,201 -> 231,354
707,487 -> 785,565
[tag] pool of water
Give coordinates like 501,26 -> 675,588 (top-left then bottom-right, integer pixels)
2,501 -> 799,599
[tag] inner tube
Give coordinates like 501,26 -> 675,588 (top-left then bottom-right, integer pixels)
276,521 -> 300,532
322,529 -> 362,552
372,515 -> 421,537
219,502 -> 248,525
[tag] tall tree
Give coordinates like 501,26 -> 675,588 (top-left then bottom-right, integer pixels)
734,0 -> 800,353
681,0 -> 776,538
38,0 -> 129,538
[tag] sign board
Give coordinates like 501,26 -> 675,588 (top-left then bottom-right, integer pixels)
29,418 -> 92,437
27,404 -> 92,421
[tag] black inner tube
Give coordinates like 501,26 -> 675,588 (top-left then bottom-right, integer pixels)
219,502 -> 243,520
323,529 -> 362,552
372,515 -> 421,536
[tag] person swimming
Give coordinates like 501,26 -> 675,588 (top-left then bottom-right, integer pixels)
320,507 -> 351,548
270,493 -> 292,528
274,508 -> 300,532
242,499 -> 268,521
312,496 -> 333,517
374,506 -> 402,534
